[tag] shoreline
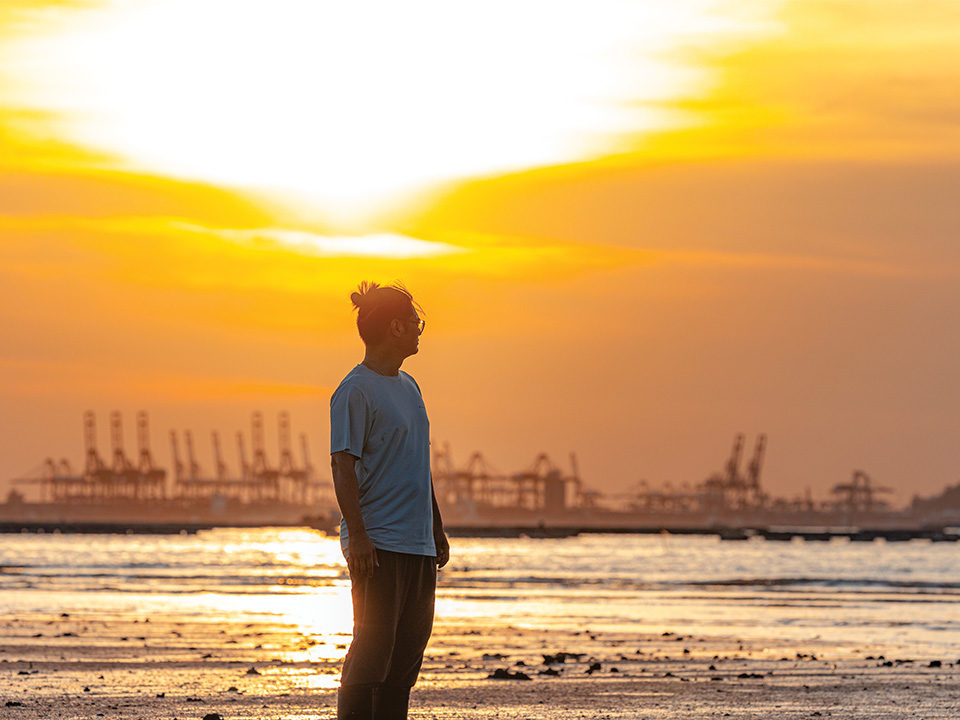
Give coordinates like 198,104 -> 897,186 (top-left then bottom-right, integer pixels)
2,614 -> 956,719
2,521 -> 959,543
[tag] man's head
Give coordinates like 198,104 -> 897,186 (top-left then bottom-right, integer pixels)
350,281 -> 424,354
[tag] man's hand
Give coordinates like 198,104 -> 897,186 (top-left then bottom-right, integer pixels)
347,532 -> 379,578
434,529 -> 450,569
332,451 -> 378,578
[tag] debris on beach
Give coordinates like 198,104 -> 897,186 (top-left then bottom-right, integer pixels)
245,666 -> 260,675
487,668 -> 532,680
542,651 -> 584,664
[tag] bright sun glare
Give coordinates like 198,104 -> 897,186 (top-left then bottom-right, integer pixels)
6,0 -> 778,221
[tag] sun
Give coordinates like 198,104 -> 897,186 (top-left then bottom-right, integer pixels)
3,0 -> 779,223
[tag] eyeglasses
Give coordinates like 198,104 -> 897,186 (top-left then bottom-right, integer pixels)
408,317 -> 425,335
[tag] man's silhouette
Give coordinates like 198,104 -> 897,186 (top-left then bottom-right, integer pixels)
330,281 -> 449,720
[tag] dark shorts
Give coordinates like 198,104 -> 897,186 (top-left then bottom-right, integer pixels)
340,549 -> 437,689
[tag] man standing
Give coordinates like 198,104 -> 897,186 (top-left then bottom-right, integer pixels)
330,281 -> 449,720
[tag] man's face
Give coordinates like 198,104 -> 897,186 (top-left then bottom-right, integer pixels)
403,310 -> 423,356
394,305 -> 423,357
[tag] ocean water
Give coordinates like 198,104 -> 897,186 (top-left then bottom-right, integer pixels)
1,528 -> 958,656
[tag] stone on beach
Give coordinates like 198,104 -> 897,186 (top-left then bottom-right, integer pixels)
542,651 -> 585,664
487,668 -> 532,680
481,652 -> 507,660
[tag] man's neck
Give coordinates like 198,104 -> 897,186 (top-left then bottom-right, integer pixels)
361,349 -> 403,377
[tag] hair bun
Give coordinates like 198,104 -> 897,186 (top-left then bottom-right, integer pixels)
351,281 -> 384,312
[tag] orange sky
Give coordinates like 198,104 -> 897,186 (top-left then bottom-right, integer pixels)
2,0 -> 960,505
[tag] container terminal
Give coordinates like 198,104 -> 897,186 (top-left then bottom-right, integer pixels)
2,411 -> 338,533
2,414 -> 959,539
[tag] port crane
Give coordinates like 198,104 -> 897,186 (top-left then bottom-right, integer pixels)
701,433 -> 768,511
830,470 -> 893,516
15,411 -> 333,511
432,444 -> 585,515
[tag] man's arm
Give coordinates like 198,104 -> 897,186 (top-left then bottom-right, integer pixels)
431,475 -> 450,569
331,451 -> 378,577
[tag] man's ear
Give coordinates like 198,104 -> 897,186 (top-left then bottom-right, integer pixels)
390,318 -> 403,336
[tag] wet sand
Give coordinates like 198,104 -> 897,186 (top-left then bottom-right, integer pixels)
1,613 -> 957,719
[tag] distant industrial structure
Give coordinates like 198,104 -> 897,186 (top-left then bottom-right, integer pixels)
432,433 -> 957,536
2,417 -> 959,536
432,444 -> 594,524
4,411 -> 336,529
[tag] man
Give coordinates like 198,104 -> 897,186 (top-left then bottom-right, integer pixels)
330,281 -> 449,720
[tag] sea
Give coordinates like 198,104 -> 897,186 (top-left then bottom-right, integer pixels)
1,528 -> 958,657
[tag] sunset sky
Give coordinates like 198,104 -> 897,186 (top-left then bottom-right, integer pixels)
2,0 -> 959,505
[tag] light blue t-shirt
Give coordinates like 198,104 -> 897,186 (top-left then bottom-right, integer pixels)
330,364 -> 434,558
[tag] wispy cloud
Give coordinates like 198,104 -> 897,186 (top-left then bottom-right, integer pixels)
645,248 -> 960,279
200,226 -> 468,260
0,214 -> 468,259
0,357 -> 330,401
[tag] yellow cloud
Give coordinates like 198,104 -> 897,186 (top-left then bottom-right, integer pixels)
0,357 -> 330,402
640,0 -> 960,161
0,0 -> 777,219
0,210 -> 649,353
645,247 -> 959,279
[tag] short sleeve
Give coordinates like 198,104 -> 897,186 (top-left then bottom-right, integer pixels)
330,383 -> 370,457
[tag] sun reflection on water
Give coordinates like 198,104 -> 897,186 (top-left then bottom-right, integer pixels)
282,667 -> 343,691
4,529 -> 960,662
